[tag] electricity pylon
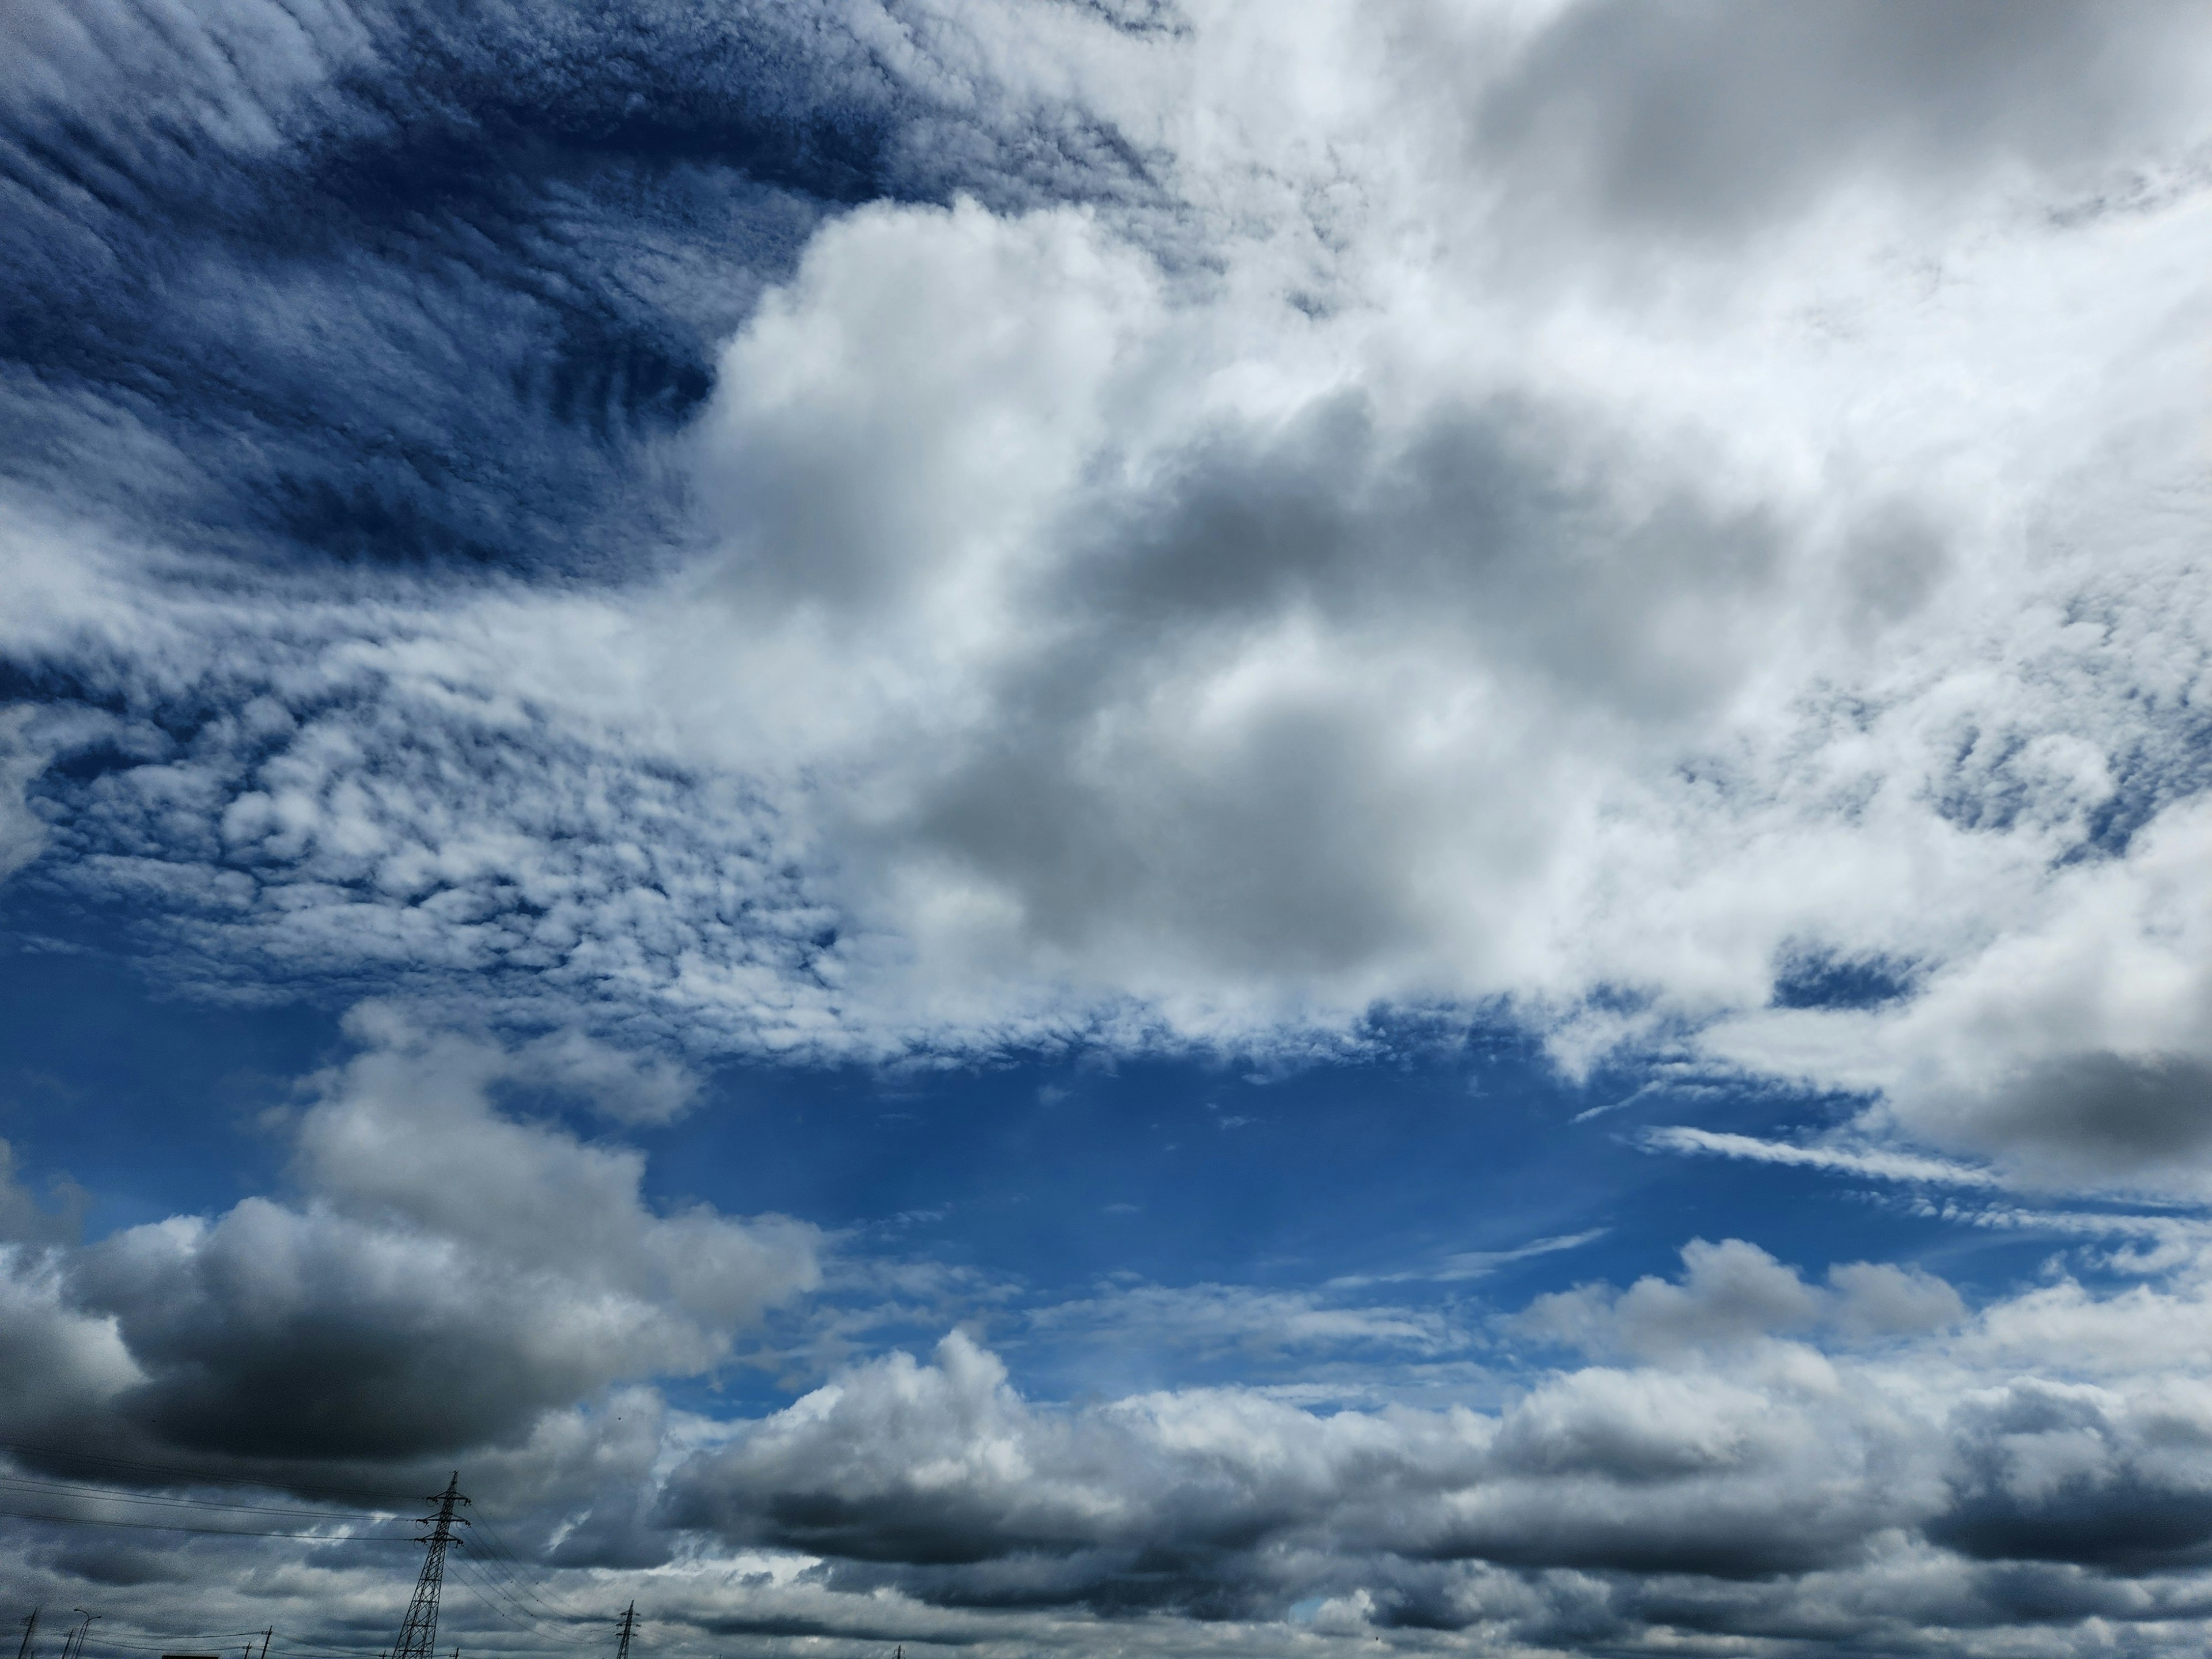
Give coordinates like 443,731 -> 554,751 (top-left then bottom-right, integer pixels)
13,1608 -> 35,1659
389,1475 -> 469,1659
613,1603 -> 635,1659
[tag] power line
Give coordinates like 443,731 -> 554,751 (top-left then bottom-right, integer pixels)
454,1545 -> 596,1628
453,1522 -> 601,1627
444,1556 -> 600,1649
0,1473 -> 387,1522
466,1567 -> 604,1639
450,1556 -> 576,1631
457,1550 -> 550,1607
476,1534 -> 608,1620
0,1508 -> 413,1542
86,1638 -> 270,1654
3,1458 -> 636,1654
0,1441 -> 416,1507
449,1556 -> 556,1627
463,1517 -> 559,1582
81,1633 -> 271,1645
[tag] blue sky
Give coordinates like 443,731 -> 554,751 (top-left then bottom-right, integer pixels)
7,3 -> 2212,1657
3,908 -> 1986,1388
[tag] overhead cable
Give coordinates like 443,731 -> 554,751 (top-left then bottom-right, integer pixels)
0,1473 -> 387,1522
0,1508 -> 412,1542
0,1441 -> 415,1506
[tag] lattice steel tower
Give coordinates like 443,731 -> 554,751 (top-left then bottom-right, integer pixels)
613,1601 -> 636,1659
391,1474 -> 470,1659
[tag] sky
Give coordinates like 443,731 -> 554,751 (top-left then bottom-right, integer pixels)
5,1 -> 2212,1656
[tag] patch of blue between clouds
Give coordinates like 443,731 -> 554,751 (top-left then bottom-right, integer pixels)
1770,948 -> 1919,1010
0,909 -> 2074,1425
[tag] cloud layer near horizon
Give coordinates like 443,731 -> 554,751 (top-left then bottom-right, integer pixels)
20,1059 -> 2212,1659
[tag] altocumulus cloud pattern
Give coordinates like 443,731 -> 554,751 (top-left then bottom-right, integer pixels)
7,2 -> 2212,1657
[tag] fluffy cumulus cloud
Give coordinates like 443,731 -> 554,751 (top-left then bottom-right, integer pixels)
1515,1236 -> 1967,1357
20,1095 -> 2212,1656
0,1009 -> 817,1471
642,1241 -> 2212,1647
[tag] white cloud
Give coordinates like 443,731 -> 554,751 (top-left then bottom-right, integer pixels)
2,20 -> 2207,1184
1643,1126 -> 2005,1189
1463,0 -> 2211,240
21,1197 -> 2212,1656
0,1243 -> 140,1437
21,1008 -> 818,1463
641,1257 -> 2151,1638
1516,1238 -> 1964,1359
1027,1279 -> 1466,1358
1330,1228 -> 1609,1289
0,3 -> 2202,1207
634,1240 -> 2212,1647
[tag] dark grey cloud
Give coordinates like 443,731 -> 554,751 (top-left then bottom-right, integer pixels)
2,1016 -> 817,1473
18,1217 -> 2212,1654
1934,1381 -> 2212,1571
658,1321 -> 1934,1615
1022,395 -> 1785,721
1927,1052 -> 2212,1185
0,1243 -> 136,1444
74,1198 -> 642,1459
643,1240 -> 2212,1641
1473,0 -> 2205,237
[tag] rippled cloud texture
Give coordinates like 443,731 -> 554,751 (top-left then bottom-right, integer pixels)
6,1 -> 2212,1656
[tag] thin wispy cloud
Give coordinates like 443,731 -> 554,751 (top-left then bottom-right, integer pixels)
1329,1229 -> 1610,1289
1641,1126 -> 2007,1189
